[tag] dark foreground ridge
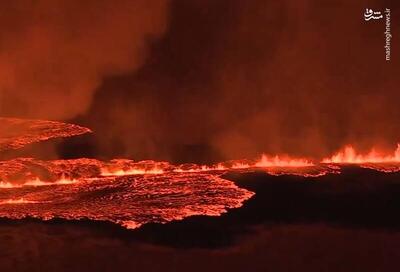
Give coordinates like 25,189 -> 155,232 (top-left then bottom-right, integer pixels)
116,166 -> 400,248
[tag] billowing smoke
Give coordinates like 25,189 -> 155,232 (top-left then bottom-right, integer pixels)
71,0 -> 399,162
0,0 -> 169,119
1,0 -> 399,163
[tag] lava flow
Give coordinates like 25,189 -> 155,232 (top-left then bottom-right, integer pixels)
0,118 -> 255,229
1,117 -> 400,230
0,117 -> 90,152
323,145 -> 400,164
322,145 -> 400,173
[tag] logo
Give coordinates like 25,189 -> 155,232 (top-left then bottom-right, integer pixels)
364,8 -> 392,61
364,8 -> 383,21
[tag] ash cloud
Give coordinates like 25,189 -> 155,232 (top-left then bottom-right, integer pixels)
0,0 -> 169,119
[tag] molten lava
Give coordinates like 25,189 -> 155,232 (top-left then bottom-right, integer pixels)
0,117 -> 90,152
255,155 -> 313,167
0,198 -> 42,205
0,118 -> 255,229
321,144 -> 400,173
322,144 -> 400,164
1,117 -> 400,230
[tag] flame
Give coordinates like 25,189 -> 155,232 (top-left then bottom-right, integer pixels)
322,144 -> 400,164
0,176 -> 79,189
0,198 -> 41,205
100,155 -> 315,177
101,167 -> 164,176
0,182 -> 15,188
255,155 -> 314,167
24,176 -> 79,186
173,163 -> 228,173
231,162 -> 251,169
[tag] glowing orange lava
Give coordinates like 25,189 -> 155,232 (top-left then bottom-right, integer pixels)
255,154 -> 314,167
23,176 -> 80,187
99,154 -> 315,177
0,175 -> 79,188
2,117 -> 400,230
0,117 -> 90,152
0,198 -> 41,205
322,144 -> 400,164
101,167 -> 164,176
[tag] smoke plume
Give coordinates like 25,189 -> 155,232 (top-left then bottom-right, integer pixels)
1,0 -> 399,163
72,0 -> 399,162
